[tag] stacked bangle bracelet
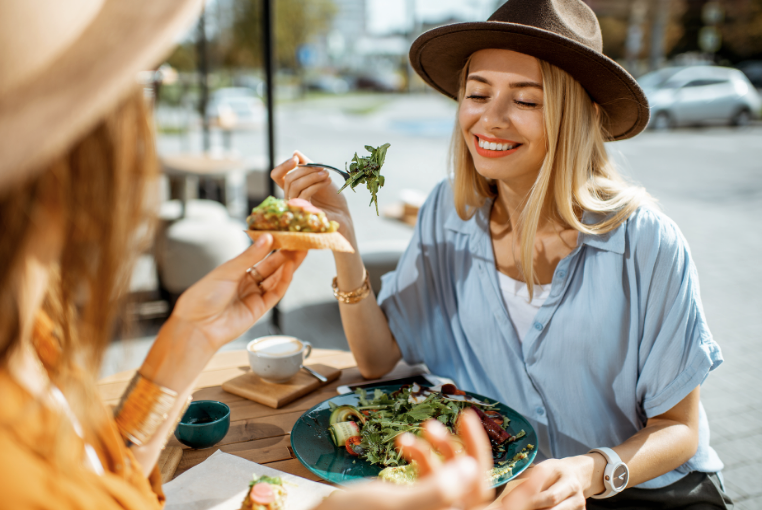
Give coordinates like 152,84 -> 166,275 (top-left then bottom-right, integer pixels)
332,271 -> 371,304
114,373 -> 179,447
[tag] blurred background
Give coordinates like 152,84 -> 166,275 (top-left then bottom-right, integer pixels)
110,2 -> 761,506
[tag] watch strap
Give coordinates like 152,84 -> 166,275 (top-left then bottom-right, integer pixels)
589,447 -> 622,465
588,447 -> 628,499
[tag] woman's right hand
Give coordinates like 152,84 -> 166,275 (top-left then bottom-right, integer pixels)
270,151 -> 355,241
311,409 -> 494,510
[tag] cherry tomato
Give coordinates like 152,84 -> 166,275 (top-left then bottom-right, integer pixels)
345,436 -> 362,456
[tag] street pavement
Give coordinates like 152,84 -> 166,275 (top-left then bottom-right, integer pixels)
111,93 -> 761,506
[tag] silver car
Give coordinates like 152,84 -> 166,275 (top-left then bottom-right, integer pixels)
639,66 -> 761,129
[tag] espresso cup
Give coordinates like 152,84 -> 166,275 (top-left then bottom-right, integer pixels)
246,335 -> 312,383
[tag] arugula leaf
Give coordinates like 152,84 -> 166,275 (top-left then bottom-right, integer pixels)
337,143 -> 391,215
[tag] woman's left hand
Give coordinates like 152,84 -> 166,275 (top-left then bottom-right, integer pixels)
501,456 -> 599,510
140,234 -> 307,391
171,234 -> 306,350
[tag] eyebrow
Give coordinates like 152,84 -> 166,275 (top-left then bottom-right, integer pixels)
467,75 -> 543,90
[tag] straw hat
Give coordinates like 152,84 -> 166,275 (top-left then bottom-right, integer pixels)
409,0 -> 650,140
0,0 -> 203,192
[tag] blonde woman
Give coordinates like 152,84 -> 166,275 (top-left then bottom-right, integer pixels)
273,1 -> 732,508
0,0 -> 496,509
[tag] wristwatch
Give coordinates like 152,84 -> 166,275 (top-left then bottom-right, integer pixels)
588,447 -> 629,499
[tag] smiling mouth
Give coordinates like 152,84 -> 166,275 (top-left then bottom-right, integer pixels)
476,136 -> 521,152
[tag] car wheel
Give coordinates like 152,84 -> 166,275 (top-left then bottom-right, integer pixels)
731,108 -> 751,127
652,111 -> 672,131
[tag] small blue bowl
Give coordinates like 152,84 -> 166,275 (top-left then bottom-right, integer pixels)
174,400 -> 230,449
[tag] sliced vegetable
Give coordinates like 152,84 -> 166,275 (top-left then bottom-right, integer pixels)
485,410 -> 504,425
328,421 -> 360,447
472,406 -> 513,445
329,405 -> 367,426
249,483 -> 275,505
345,436 -> 363,456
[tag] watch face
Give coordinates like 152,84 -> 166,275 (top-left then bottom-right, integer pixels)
612,464 -> 629,490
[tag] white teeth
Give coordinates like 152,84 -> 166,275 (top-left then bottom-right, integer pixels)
478,137 -> 518,151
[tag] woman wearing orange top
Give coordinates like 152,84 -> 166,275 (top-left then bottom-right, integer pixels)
0,1 -> 496,509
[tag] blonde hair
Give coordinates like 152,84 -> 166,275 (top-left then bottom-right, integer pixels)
0,89 -> 156,459
451,57 -> 650,298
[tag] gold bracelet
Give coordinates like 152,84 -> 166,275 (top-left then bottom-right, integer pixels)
332,271 -> 371,304
114,373 -> 178,446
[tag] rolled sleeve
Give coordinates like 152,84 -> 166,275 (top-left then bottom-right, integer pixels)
634,211 -> 723,418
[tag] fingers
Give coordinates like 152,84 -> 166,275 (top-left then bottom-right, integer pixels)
270,154 -> 299,189
457,409 -> 494,477
502,461 -> 585,510
208,234 -> 274,281
528,470 -> 580,510
400,456 -> 481,510
283,166 -> 331,200
396,432 -> 439,478
270,151 -> 314,190
422,419 -> 458,462
281,249 -> 308,270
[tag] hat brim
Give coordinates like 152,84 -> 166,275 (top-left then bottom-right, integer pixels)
0,0 -> 203,191
410,21 -> 650,141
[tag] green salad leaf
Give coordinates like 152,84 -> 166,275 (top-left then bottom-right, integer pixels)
353,385 -> 473,468
337,143 -> 391,215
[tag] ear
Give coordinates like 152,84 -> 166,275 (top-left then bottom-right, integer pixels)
593,102 -> 601,118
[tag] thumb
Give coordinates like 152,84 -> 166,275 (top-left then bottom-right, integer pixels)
211,233 -> 273,280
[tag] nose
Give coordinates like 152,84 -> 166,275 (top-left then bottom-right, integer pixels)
481,92 -> 512,132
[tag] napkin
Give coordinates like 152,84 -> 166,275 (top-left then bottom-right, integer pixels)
163,450 -> 338,510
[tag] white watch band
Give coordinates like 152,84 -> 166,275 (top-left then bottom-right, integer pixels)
588,447 -> 629,499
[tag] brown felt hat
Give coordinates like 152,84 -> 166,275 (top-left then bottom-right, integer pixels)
0,0 -> 203,192
409,0 -> 650,141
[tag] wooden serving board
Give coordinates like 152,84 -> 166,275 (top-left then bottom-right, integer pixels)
221,363 -> 341,409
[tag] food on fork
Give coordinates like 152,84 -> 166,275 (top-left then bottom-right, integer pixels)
245,196 -> 354,253
239,475 -> 287,510
337,143 -> 390,216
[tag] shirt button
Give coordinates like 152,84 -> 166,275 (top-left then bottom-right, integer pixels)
557,270 -> 566,278
536,406 -> 545,416
534,322 -> 543,331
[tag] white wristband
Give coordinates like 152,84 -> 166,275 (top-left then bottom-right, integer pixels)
588,447 -> 629,499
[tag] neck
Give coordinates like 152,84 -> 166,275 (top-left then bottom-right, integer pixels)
493,176 -> 556,233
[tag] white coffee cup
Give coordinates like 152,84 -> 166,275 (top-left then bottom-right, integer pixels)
246,336 -> 312,383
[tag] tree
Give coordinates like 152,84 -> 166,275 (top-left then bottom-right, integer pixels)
225,0 -> 337,70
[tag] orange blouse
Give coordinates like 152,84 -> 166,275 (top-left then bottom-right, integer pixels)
0,316 -> 166,509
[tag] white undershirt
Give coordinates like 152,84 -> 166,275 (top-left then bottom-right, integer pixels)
497,272 -> 551,343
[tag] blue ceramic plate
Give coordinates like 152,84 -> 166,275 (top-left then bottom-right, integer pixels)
290,384 -> 537,488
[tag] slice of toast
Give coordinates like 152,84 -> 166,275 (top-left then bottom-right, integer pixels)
245,230 -> 354,253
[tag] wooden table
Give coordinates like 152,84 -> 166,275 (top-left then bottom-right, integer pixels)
97,349 -> 422,483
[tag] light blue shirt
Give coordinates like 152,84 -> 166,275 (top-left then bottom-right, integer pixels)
377,179 -> 724,489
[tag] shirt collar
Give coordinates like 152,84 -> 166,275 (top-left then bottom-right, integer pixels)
444,199 -> 626,255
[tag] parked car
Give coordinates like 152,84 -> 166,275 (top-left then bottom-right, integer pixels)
737,60 -> 762,88
638,65 -> 761,129
304,75 -> 352,94
206,87 -> 265,130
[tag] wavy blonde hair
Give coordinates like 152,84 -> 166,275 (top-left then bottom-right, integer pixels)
451,57 -> 650,298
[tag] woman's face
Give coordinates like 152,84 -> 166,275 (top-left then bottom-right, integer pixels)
458,49 -> 546,185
